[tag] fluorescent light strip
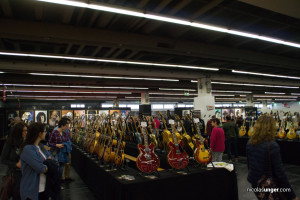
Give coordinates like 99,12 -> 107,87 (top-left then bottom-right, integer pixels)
159,88 -> 197,91
291,93 -> 300,96
0,52 -> 218,71
274,99 -> 297,101
8,95 -> 117,98
265,92 -> 286,95
256,99 -> 272,100
215,98 -> 246,99
212,90 -> 252,93
30,73 -> 179,82
6,90 -> 131,94
2,84 -> 148,90
213,95 -> 235,97
232,70 -> 300,80
149,93 -> 197,96
211,81 -> 299,89
35,0 -> 300,48
254,95 -> 298,98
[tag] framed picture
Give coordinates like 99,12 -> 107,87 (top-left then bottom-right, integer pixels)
109,110 -> 121,117
182,110 -> 190,117
7,110 -> 19,120
20,110 -> 34,125
215,109 -> 221,119
229,109 -> 235,120
99,110 -> 109,116
74,110 -> 85,118
235,108 -> 242,118
35,110 -> 47,124
222,109 -> 229,122
49,110 -> 61,126
62,110 -> 73,119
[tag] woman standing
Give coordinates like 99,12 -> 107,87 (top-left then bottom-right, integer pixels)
1,122 -> 28,200
247,115 -> 298,200
20,122 -> 53,200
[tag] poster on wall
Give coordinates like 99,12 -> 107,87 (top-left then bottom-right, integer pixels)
222,109 -> 229,122
110,110 -> 121,118
35,110 -> 47,124
229,109 -> 235,120
20,111 -> 34,125
74,110 -> 85,127
99,110 -> 109,116
49,110 -> 61,126
182,110 -> 190,117
7,110 -> 19,120
215,109 -> 221,119
235,109 -> 242,118
120,110 -> 130,117
87,110 -> 97,119
62,110 -> 73,119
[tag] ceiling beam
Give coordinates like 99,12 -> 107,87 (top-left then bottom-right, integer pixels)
0,19 -> 299,71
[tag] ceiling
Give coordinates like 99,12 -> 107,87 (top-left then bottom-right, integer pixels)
0,0 -> 299,103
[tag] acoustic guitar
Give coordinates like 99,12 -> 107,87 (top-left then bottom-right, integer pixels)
136,124 -> 160,173
167,122 -> 189,169
187,114 -> 212,165
239,119 -> 246,137
174,114 -> 194,157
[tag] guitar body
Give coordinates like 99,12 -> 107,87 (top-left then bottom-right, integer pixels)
162,130 -> 173,145
114,152 -> 125,167
194,140 -> 212,165
277,128 -> 286,139
167,141 -> 189,169
103,146 -> 112,163
135,132 -> 142,144
136,143 -> 160,173
287,129 -> 296,140
239,126 -> 246,136
248,127 -> 254,137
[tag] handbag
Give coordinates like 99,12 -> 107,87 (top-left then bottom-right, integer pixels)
255,142 -> 286,200
0,172 -> 15,200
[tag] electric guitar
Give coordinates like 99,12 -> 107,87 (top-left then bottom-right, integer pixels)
287,114 -> 296,140
136,124 -> 160,173
158,111 -> 174,149
187,114 -> 212,165
151,116 -> 164,150
278,119 -> 286,139
174,114 -> 194,157
114,118 -> 126,167
146,116 -> 158,148
167,123 -> 189,169
239,118 -> 246,137
131,116 -> 142,144
103,118 -> 117,163
247,118 -> 254,137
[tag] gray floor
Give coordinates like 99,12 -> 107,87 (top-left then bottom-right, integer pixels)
0,157 -> 299,200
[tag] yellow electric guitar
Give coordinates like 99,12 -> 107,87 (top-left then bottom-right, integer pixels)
247,118 -> 254,137
287,113 -> 296,140
239,119 -> 246,137
158,111 -> 173,150
175,114 -> 194,157
277,119 -> 286,139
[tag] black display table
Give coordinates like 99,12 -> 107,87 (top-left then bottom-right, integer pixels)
236,137 -> 300,165
71,145 -> 238,200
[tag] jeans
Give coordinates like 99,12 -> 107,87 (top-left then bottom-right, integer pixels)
53,154 -> 65,178
225,138 -> 238,160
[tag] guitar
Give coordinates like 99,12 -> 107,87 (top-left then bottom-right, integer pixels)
114,118 -> 126,167
167,122 -> 189,169
239,118 -> 246,137
247,118 -> 254,137
174,114 -> 194,157
287,113 -> 296,140
131,116 -> 142,144
275,111 -> 280,129
146,116 -> 158,148
278,119 -> 286,139
136,124 -> 160,173
151,116 -> 164,150
103,118 -> 118,163
97,115 -> 110,159
158,111 -> 174,149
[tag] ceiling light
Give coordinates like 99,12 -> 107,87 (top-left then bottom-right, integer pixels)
35,0 -> 300,48
7,95 -> 117,98
254,95 -> 297,98
212,90 -> 252,93
0,52 -> 218,71
232,70 -> 300,80
6,90 -> 132,94
212,94 -> 235,97
274,99 -> 297,101
211,81 -> 299,89
291,93 -> 300,96
149,93 -> 197,96
29,73 -> 179,82
265,92 -> 286,95
256,99 -> 272,101
3,83 -> 148,90
159,88 -> 197,91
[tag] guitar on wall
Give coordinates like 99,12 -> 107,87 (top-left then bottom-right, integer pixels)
167,121 -> 189,169
136,123 -> 160,174
187,114 -> 212,165
239,118 -> 246,137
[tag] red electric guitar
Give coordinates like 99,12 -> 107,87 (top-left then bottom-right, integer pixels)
136,123 -> 160,174
167,122 -> 189,169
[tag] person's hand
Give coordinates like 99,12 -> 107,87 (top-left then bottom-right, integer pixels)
16,160 -> 21,168
56,144 -> 64,148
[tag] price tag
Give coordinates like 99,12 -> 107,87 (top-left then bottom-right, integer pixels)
141,122 -> 147,127
169,119 -> 174,125
193,118 -> 199,123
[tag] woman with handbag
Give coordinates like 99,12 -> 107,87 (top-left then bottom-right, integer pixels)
19,122 -> 53,200
247,115 -> 298,200
1,122 -> 28,200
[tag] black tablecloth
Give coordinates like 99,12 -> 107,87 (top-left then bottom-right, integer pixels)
71,145 -> 238,200
236,137 -> 300,165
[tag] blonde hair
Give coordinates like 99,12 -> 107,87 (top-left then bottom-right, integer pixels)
249,115 -> 277,145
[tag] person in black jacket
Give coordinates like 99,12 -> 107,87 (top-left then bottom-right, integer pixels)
1,122 -> 28,200
247,115 -> 298,200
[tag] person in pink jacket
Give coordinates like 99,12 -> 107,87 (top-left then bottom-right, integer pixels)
210,118 -> 225,162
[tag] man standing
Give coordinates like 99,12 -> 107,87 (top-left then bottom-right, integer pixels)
210,118 -> 225,162
223,116 -> 239,162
